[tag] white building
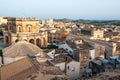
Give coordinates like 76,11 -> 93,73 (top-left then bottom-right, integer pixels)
59,39 -> 95,60
48,54 -> 80,80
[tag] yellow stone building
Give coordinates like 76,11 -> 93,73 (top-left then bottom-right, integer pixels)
2,17 -> 48,47
0,16 -> 7,25
90,28 -> 104,40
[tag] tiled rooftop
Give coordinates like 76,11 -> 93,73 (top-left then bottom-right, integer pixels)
88,71 -> 120,80
66,39 -> 90,50
50,54 -> 72,64
3,41 -> 42,58
55,49 -> 67,54
0,57 -> 37,80
39,62 -> 63,75
43,49 -> 54,53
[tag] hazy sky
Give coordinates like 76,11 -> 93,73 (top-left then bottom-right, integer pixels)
0,0 -> 120,20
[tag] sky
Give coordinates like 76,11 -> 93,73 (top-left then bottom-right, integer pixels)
0,0 -> 120,20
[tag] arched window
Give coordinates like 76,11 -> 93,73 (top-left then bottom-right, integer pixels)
5,36 -> 9,44
28,25 -> 32,32
15,39 -> 19,43
36,38 -> 41,47
9,26 -> 12,30
29,39 -> 34,44
18,26 -> 21,32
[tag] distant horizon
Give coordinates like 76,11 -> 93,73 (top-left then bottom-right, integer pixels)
1,15 -> 120,21
0,0 -> 120,20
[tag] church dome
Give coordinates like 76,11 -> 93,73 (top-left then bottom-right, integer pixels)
3,41 -> 43,58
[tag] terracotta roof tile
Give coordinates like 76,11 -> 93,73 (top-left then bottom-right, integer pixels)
0,57 -> 37,80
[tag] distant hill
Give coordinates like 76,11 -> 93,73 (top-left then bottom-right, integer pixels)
54,18 -> 72,23
54,19 -> 120,26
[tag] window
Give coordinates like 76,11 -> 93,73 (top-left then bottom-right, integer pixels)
28,25 -> 32,32
68,66 -> 69,70
66,48 -> 68,51
69,51 -> 72,53
10,26 -> 12,30
18,26 -> 21,32
71,67 -> 75,71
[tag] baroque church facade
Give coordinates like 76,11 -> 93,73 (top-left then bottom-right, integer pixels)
2,17 -> 48,47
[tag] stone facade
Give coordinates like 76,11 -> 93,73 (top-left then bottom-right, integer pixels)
79,49 -> 90,75
0,16 -> 7,25
2,17 -> 48,47
92,28 -> 104,40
